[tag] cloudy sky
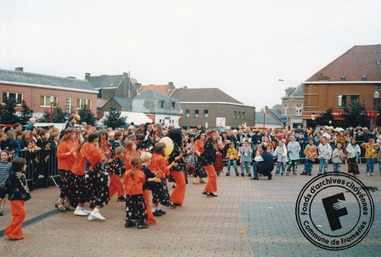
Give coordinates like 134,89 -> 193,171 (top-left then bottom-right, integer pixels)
1,0 -> 381,109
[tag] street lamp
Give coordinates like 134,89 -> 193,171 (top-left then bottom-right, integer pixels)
50,96 -> 54,123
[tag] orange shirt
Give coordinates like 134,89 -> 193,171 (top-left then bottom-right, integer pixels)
149,153 -> 170,178
124,151 -> 140,171
193,139 -> 204,154
72,142 -> 103,175
57,140 -> 79,170
123,169 -> 145,195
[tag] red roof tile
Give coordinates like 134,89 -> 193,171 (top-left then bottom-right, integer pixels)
306,45 -> 381,82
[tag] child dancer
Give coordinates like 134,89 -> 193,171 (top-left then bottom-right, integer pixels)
140,152 -> 161,225
124,157 -> 148,229
105,146 -> 126,202
0,150 -> 12,215
0,158 -> 30,240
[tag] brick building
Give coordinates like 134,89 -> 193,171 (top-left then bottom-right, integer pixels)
0,68 -> 97,117
303,44 -> 381,127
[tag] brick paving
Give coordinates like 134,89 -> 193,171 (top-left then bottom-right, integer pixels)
0,164 -> 380,257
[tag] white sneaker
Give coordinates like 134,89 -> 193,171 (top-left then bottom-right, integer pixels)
82,208 -> 91,214
88,214 -> 96,221
74,207 -> 89,216
89,210 -> 105,221
367,173 -> 370,176
371,172 -> 375,176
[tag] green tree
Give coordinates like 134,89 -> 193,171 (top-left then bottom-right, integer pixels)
78,106 -> 97,126
41,105 -> 68,123
0,97 -> 20,124
103,107 -> 126,129
343,102 -> 370,128
316,108 -> 336,127
18,100 -> 34,125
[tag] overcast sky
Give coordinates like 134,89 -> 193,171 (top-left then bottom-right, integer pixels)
1,0 -> 381,109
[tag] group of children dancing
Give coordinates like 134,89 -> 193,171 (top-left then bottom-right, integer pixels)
0,126 -> 222,239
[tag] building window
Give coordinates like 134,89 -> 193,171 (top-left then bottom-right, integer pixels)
65,97 -> 71,113
195,110 -> 199,118
172,102 -> 176,109
242,112 -> 245,119
350,95 -> 359,105
204,110 -> 209,118
3,92 -> 23,104
295,105 -> 302,116
341,76 -> 346,81
97,89 -> 103,98
160,100 -> 164,108
361,75 -> 367,81
185,109 -> 190,118
77,98 -> 91,109
234,111 -> 237,119
338,95 -> 359,107
238,112 -> 241,119
40,95 -> 58,107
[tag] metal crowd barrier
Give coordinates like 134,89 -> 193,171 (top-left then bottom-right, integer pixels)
18,149 -> 59,188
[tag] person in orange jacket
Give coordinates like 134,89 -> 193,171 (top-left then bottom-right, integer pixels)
124,156 -> 159,229
55,128 -> 80,212
75,134 -> 109,221
0,158 -> 30,240
149,142 -> 177,216
124,140 -> 140,173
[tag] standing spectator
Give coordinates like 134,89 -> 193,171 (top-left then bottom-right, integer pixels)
332,143 -> 345,172
318,136 -> 332,175
25,118 -> 36,131
361,138 -> 379,176
225,142 -> 239,176
287,136 -> 301,175
240,140 -> 253,177
0,150 -> 11,216
13,122 -> 23,133
347,138 -> 361,176
273,140 -> 288,176
301,139 -> 317,176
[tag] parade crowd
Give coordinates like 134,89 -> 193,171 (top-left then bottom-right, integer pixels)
1,117 -> 381,240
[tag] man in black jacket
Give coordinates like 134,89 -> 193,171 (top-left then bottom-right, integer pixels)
251,143 -> 274,180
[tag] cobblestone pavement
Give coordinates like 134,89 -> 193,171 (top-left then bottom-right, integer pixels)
0,164 -> 380,257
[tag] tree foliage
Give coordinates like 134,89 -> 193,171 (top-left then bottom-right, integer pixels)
78,106 -> 97,126
103,107 -> 126,129
343,102 -> 369,128
315,108 -> 336,127
40,105 -> 68,123
0,97 -> 33,125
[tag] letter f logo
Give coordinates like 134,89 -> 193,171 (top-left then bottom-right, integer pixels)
322,193 -> 348,231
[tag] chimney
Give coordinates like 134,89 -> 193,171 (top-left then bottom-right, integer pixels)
184,86 -> 188,89
85,73 -> 91,79
15,67 -> 23,72
168,82 -> 174,86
